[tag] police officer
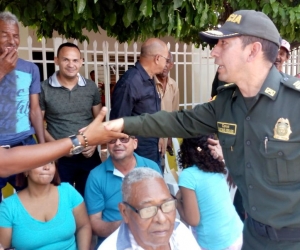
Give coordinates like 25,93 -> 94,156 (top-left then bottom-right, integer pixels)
106,10 -> 300,249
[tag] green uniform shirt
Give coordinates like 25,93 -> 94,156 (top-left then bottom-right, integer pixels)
124,66 -> 300,229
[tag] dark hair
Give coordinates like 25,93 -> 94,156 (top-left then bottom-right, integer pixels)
16,162 -> 61,188
90,70 -> 95,76
57,42 -> 81,57
240,36 -> 278,64
178,135 -> 226,174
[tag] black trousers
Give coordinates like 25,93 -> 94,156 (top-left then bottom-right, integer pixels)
243,217 -> 300,250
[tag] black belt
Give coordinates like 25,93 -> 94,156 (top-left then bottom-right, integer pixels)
249,216 -> 300,241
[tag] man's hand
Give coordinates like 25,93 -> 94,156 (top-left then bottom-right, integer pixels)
207,138 -> 224,162
82,145 -> 96,158
158,138 -> 165,157
80,107 -> 128,146
0,48 -> 18,80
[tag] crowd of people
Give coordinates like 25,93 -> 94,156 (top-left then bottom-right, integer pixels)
1,8 -> 300,250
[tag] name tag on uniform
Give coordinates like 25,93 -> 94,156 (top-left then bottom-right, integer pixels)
217,122 -> 237,135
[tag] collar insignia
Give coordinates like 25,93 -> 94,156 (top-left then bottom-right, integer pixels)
264,87 -> 276,97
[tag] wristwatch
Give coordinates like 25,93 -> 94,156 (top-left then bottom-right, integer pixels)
69,135 -> 84,155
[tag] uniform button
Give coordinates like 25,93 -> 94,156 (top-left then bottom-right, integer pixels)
221,140 -> 225,146
246,116 -> 250,121
249,185 -> 253,189
283,77 -> 288,81
278,151 -> 283,156
252,206 -> 257,211
246,162 -> 251,168
246,140 -> 251,146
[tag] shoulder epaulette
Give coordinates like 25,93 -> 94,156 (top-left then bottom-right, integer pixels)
281,74 -> 300,92
217,82 -> 237,93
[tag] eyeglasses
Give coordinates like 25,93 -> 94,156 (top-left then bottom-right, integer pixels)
108,136 -> 135,144
123,199 -> 177,219
158,55 -> 171,64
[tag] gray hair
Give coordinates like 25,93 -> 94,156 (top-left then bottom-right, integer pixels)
0,11 -> 19,25
122,167 -> 163,201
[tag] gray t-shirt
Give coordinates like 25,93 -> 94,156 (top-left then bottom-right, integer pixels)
39,72 -> 100,139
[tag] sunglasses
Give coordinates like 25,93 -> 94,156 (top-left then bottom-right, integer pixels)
108,136 -> 135,144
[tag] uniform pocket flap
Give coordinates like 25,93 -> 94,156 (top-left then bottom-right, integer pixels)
260,140 -> 300,160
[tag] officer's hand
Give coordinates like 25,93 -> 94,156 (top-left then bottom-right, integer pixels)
81,107 -> 128,146
0,48 -> 18,79
103,117 -> 125,133
207,138 -> 224,162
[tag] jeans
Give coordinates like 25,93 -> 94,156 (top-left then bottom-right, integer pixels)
57,148 -> 101,197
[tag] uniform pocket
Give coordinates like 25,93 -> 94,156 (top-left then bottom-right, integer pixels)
259,140 -> 300,184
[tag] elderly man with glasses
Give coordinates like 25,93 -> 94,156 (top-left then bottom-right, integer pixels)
98,168 -> 200,250
84,136 -> 161,248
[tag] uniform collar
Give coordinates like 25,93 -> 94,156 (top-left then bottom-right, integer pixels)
231,65 -> 281,100
258,65 -> 282,100
48,71 -> 86,87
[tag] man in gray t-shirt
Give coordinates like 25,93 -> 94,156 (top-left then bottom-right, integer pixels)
39,42 -> 101,196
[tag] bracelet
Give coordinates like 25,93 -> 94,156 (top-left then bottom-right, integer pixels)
79,132 -> 89,148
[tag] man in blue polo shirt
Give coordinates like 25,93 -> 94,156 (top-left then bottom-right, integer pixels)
84,136 -> 161,247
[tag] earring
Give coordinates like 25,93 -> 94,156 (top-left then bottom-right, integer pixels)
197,147 -> 202,152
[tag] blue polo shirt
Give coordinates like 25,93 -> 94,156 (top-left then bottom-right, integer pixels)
84,152 -> 161,245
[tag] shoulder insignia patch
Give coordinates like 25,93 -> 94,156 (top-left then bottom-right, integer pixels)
281,76 -> 300,92
293,81 -> 300,90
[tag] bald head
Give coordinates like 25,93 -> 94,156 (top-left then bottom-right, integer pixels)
139,38 -> 169,77
141,38 -> 168,57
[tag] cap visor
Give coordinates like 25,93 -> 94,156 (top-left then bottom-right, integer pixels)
199,29 -> 240,45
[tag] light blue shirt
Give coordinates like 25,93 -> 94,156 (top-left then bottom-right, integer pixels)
0,183 -> 83,250
179,166 -> 243,250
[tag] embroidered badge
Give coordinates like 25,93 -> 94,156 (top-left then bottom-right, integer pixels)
217,122 -> 237,135
273,118 -> 292,141
264,87 -> 276,97
226,13 -> 242,24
